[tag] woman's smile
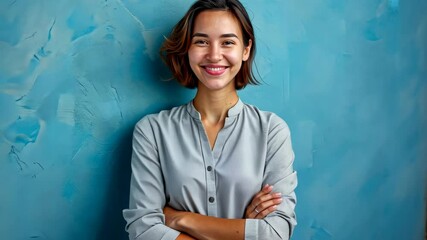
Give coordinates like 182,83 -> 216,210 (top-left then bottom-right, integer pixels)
202,65 -> 228,76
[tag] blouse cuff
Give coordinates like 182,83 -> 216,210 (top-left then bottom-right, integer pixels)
160,229 -> 181,240
245,219 -> 259,240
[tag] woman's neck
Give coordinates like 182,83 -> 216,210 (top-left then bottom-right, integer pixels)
193,87 -> 239,125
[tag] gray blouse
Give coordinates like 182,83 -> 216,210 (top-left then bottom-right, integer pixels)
123,99 -> 297,240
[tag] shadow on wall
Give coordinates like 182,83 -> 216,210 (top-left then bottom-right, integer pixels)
95,49 -> 193,239
92,2 -> 195,238
95,126 -> 133,240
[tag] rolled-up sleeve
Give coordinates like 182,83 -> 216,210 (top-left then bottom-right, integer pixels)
245,114 -> 297,240
122,117 -> 180,240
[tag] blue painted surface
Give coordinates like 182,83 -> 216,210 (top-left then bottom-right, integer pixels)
0,0 -> 426,239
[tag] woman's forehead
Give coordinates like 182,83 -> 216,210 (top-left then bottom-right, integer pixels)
192,10 -> 243,37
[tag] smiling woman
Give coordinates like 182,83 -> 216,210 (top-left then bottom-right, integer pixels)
122,1 -> 297,239
188,11 -> 252,92
160,0 -> 258,90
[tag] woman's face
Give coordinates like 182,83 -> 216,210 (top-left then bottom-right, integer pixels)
188,10 -> 252,92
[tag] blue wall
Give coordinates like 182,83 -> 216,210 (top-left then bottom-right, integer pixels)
1,0 -> 426,239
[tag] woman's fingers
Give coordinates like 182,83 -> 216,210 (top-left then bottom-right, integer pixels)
251,191 -> 281,209
252,195 -> 283,219
245,184 -> 283,219
257,184 -> 274,197
245,185 -> 272,216
250,185 -> 273,206
254,204 -> 278,219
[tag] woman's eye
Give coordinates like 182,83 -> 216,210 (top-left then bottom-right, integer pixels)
194,39 -> 208,45
223,40 -> 235,46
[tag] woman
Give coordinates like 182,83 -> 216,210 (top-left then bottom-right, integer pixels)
123,0 -> 297,239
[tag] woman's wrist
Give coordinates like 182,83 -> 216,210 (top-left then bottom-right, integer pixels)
176,211 -> 193,233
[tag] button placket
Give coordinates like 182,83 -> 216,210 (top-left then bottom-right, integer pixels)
206,152 -> 216,212
195,119 -> 217,216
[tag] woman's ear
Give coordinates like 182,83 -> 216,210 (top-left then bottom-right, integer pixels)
242,39 -> 252,61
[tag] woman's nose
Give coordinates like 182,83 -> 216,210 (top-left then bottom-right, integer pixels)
206,44 -> 222,62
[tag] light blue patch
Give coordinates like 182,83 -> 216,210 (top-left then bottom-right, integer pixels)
310,221 -> 333,240
389,0 -> 399,9
364,19 -> 380,41
3,116 -> 41,149
0,15 -> 21,46
71,26 -> 96,41
62,181 -> 77,200
66,9 -> 97,41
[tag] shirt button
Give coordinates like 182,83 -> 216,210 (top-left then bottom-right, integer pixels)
207,166 -> 212,171
209,197 -> 215,203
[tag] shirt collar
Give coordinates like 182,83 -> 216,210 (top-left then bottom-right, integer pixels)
186,98 -> 244,120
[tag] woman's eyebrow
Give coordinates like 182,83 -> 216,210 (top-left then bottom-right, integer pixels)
192,32 -> 239,38
220,33 -> 239,38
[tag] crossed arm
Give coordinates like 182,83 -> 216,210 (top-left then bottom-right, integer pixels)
166,184 -> 282,240
123,116 -> 296,240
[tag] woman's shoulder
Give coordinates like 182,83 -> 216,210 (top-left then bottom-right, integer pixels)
242,102 -> 290,128
135,103 -> 189,130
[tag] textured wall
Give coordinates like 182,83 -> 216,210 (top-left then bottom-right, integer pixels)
0,0 -> 426,239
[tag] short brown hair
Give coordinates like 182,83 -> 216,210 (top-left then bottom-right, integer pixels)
160,0 -> 259,90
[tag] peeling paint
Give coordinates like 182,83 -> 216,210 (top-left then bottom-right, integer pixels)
4,116 -> 40,150
8,145 -> 27,170
57,94 -> 75,126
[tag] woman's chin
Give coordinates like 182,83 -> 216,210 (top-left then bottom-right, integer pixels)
198,80 -> 235,92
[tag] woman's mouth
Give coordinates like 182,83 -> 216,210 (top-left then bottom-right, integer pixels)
203,66 -> 227,76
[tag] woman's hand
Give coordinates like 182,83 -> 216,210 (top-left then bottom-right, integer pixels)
245,184 -> 283,219
163,206 -> 198,240
163,205 -> 184,230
